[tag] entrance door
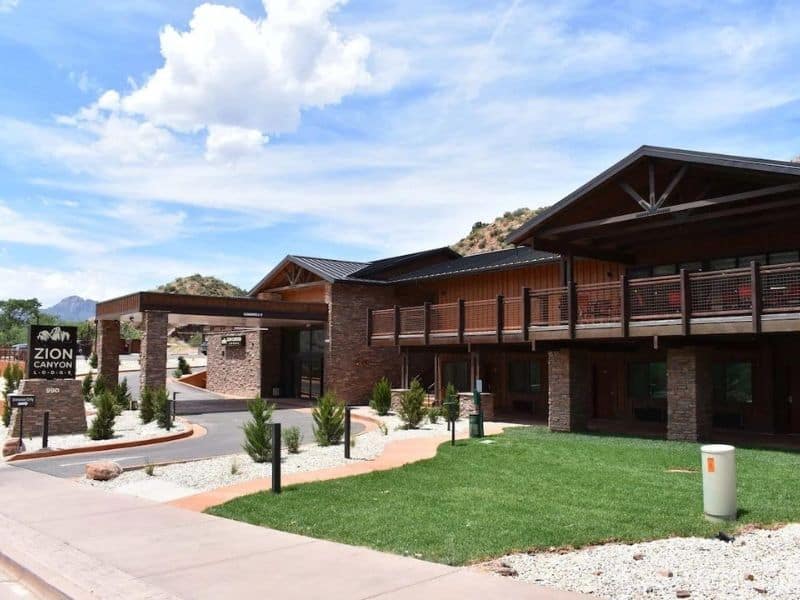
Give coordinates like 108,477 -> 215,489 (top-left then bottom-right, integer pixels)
593,360 -> 618,419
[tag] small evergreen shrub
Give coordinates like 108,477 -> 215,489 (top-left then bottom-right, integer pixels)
2,400 -> 10,428
370,377 -> 392,416
428,405 -> 441,424
444,382 -> 460,421
173,367 -> 184,379
285,425 -> 302,453
114,380 -> 131,413
312,392 -> 344,446
144,461 -> 155,476
177,356 -> 192,375
88,391 -> 116,440
153,387 -> 172,430
81,372 -> 94,403
89,352 -> 98,369
398,378 -> 427,429
242,397 -> 274,463
139,387 -> 155,424
92,374 -> 109,404
230,457 -> 240,475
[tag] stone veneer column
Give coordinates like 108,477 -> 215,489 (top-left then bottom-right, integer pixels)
547,348 -> 590,432
96,319 -> 120,385
667,347 -> 712,441
140,311 -> 168,392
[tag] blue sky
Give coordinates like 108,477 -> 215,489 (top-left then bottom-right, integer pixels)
1,0 -> 799,305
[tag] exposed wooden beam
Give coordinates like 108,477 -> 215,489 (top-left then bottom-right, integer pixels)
648,160 -> 656,207
531,237 -> 635,264
654,165 -> 688,209
544,181 -> 800,239
620,181 -> 651,211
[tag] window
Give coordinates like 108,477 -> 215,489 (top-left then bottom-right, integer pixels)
629,362 -> 667,422
713,362 -> 753,404
508,360 -> 542,394
652,264 -> 677,276
738,255 -> 766,268
708,257 -> 737,271
628,266 -> 652,280
679,262 -> 703,273
769,251 -> 800,265
442,361 -> 469,393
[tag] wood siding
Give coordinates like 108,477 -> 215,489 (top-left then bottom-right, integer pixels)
278,283 -> 329,304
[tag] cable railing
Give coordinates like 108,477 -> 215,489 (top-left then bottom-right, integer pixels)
367,261 -> 800,344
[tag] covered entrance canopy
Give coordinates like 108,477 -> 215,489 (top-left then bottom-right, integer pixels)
509,146 -> 800,266
94,291 -> 328,395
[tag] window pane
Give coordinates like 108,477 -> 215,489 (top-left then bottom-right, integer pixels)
709,258 -> 737,271
725,362 -> 752,404
649,362 -> 667,400
529,361 -> 541,393
652,264 -> 677,276
738,255 -> 766,268
769,251 -> 799,265
628,363 -> 649,400
443,361 -> 469,393
311,328 -> 325,353
679,262 -> 703,273
508,361 -> 528,393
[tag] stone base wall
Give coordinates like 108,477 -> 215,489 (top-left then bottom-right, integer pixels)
11,379 -> 86,437
390,389 -> 494,419
667,347 -> 712,441
325,283 -> 404,405
140,311 -> 168,392
547,348 -> 590,432
206,331 -> 262,398
97,319 -> 120,385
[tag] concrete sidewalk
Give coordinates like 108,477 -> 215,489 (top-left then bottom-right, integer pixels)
0,466 -> 580,599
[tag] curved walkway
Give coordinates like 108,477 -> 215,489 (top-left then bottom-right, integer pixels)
170,421 -> 510,512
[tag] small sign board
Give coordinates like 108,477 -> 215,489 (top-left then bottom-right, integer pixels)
8,394 -> 35,408
28,324 -> 78,380
221,334 -> 245,347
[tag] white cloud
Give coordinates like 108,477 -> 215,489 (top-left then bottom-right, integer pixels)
0,202 -> 101,254
205,125 -> 268,162
0,0 -> 18,14
120,0 -> 372,139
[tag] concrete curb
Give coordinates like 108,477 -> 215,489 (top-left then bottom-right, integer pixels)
0,547 -> 70,600
6,421 -> 203,463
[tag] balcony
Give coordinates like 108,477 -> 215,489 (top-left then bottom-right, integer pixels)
367,262 -> 800,346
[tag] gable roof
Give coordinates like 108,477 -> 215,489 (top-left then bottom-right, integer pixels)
508,145 -> 800,245
389,247 -> 558,282
350,247 -> 460,279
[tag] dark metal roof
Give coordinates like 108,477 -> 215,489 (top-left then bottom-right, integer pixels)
350,247 -> 460,279
389,247 -> 558,283
289,255 -> 370,282
508,145 -> 800,245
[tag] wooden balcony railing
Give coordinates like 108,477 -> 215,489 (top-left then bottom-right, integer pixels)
366,262 -> 800,345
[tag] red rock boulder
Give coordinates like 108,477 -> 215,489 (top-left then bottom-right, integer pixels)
85,461 -> 123,481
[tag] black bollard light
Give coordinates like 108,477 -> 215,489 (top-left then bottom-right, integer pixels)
272,422 -> 281,494
42,410 -> 50,449
344,406 -> 351,459
18,406 -> 24,452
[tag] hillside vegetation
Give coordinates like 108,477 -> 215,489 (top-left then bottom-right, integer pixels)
452,207 -> 549,255
156,274 -> 247,297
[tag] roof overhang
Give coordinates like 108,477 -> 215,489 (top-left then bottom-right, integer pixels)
95,291 -> 328,327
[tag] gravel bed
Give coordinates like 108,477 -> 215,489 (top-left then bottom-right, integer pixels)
490,524 -> 800,599
2,407 -> 185,452
81,408 -> 464,493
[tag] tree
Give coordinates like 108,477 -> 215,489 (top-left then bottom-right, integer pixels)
0,298 -> 41,345
370,377 -> 392,416
88,391 -> 116,440
114,380 -> 131,412
398,378 -> 427,429
241,397 -> 274,463
139,387 -> 155,424
81,372 -> 94,403
312,392 -> 345,446
153,387 -> 172,430
121,320 -> 142,341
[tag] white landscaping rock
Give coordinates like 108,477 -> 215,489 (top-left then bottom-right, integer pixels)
491,524 -> 800,599
80,408 -> 468,497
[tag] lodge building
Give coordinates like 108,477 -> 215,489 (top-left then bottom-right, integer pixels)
95,146 -> 800,443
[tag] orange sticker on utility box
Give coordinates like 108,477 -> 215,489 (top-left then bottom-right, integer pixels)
707,457 -> 716,473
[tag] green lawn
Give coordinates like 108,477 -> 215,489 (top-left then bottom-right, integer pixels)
208,427 -> 800,565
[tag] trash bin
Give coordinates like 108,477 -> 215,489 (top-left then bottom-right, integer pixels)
469,413 -> 483,438
701,444 -> 736,521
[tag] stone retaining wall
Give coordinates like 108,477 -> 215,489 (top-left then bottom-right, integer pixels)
390,389 -> 494,419
11,379 -> 86,437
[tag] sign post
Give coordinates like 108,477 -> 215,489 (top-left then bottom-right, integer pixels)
9,394 -> 35,452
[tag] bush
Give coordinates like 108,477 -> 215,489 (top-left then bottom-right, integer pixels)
81,372 -> 94,403
428,405 -> 441,424
188,332 -> 203,347
285,425 -> 302,453
92,374 -> 109,403
242,397 -> 274,463
312,392 -> 344,446
173,368 -> 184,379
2,400 -> 9,428
88,352 -> 98,369
114,380 -> 131,413
153,387 -> 173,430
139,387 -> 155,424
370,377 -> 392,416
398,378 -> 427,429
443,382 -> 460,421
177,356 -> 192,375
88,391 -> 116,440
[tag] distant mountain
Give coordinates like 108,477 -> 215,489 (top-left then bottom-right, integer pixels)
44,296 -> 97,322
452,207 -> 549,255
156,274 -> 247,297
